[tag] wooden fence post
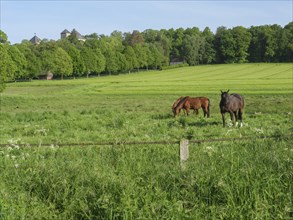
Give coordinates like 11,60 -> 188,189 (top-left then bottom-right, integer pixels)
180,139 -> 189,170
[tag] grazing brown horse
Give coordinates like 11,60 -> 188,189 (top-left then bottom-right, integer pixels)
219,90 -> 244,127
173,96 -> 210,118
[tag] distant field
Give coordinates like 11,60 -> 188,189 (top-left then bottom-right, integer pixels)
3,63 -> 292,96
0,63 -> 292,219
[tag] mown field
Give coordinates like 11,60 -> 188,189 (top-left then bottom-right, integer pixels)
0,63 -> 292,219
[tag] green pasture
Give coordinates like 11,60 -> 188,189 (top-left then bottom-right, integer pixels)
0,63 -> 292,219
1,63 -> 292,144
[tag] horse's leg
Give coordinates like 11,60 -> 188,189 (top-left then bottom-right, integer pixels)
221,113 -> 226,127
186,108 -> 190,116
175,109 -> 180,117
204,105 -> 209,118
234,111 -> 238,127
202,107 -> 207,118
238,109 -> 243,127
207,101 -> 210,118
229,112 -> 234,125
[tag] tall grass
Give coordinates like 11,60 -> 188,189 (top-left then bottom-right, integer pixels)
1,139 -> 292,219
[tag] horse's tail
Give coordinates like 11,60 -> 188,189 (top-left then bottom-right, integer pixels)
207,98 -> 210,118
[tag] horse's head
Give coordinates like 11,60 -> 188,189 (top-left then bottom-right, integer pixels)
172,106 -> 176,115
220,90 -> 230,102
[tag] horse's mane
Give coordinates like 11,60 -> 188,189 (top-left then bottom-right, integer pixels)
175,96 -> 189,110
172,96 -> 184,109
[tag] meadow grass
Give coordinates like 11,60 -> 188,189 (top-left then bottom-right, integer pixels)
0,63 -> 292,219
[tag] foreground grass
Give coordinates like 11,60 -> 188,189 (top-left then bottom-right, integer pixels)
1,139 -> 292,219
0,63 -> 292,219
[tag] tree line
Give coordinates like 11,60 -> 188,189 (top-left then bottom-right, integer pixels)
0,22 -> 292,91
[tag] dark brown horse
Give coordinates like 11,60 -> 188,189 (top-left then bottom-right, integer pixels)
173,96 -> 210,118
219,90 -> 244,127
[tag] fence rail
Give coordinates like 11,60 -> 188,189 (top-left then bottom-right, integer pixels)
1,133 -> 292,148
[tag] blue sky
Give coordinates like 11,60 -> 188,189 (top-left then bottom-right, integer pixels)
1,0 -> 292,44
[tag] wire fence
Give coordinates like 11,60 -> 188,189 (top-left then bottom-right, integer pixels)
1,133 -> 292,148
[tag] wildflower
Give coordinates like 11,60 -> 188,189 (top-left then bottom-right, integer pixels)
7,138 -> 21,149
204,146 -> 216,157
15,163 -> 19,168
206,146 -> 213,151
21,152 -> 29,160
254,128 -> 264,134
227,119 -> 233,127
218,179 -> 226,187
226,129 -> 232,135
34,127 -> 48,136
285,206 -> 291,213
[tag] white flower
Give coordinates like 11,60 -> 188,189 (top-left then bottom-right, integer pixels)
34,128 -> 48,136
14,145 -> 20,149
206,146 -> 213,151
243,122 -> 249,127
226,129 -> 232,135
254,128 -> 264,134
204,146 -> 216,156
7,138 -> 21,149
227,119 -> 233,127
218,179 -> 226,187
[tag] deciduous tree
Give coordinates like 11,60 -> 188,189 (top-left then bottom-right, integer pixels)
0,44 -> 17,91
